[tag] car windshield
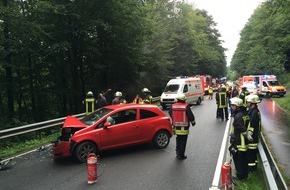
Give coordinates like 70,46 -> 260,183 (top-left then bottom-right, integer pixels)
163,84 -> 180,93
81,108 -> 113,125
268,80 -> 280,86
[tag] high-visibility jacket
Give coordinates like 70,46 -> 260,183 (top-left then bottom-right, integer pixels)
132,98 -> 144,104
171,102 -> 190,135
144,95 -> 153,104
229,108 -> 250,152
216,91 -> 228,108
239,90 -> 250,105
247,107 -> 261,150
208,88 -> 213,94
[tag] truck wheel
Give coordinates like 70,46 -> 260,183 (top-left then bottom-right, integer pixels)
266,92 -> 272,98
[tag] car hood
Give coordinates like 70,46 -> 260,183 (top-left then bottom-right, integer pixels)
63,116 -> 88,129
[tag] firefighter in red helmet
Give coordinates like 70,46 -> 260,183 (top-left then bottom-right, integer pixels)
169,94 -> 195,160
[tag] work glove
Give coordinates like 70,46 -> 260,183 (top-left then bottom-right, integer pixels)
247,130 -> 253,142
191,121 -> 196,127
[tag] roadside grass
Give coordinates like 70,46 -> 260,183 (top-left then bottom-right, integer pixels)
0,132 -> 59,159
234,160 -> 267,190
273,93 -> 290,112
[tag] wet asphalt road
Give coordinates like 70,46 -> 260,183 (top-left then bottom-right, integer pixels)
0,95 -> 289,190
259,97 -> 290,177
0,98 -> 227,190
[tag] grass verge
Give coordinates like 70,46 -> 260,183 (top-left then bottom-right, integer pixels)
234,160 -> 267,190
0,132 -> 59,159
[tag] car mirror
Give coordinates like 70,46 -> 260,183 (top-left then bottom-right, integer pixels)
104,121 -> 112,128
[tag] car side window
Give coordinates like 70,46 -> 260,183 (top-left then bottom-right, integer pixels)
140,109 -> 158,119
183,84 -> 188,93
112,109 -> 137,124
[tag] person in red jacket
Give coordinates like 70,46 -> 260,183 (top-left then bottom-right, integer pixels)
169,94 -> 195,160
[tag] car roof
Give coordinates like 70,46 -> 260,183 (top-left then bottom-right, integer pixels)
105,103 -> 159,110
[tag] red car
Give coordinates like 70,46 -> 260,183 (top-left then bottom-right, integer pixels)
53,104 -> 173,162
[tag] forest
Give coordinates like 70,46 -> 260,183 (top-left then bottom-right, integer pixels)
0,0 -> 289,129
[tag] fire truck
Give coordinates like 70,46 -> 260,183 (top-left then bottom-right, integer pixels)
240,75 -> 286,97
196,75 -> 212,95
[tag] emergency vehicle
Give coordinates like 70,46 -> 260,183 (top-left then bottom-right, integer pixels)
240,75 -> 286,97
160,76 -> 204,109
196,75 -> 212,94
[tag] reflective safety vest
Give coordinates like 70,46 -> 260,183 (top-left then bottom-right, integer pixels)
132,98 -> 144,104
247,109 -> 261,150
230,113 -> 250,152
218,91 -> 227,108
208,88 -> 213,94
172,103 -> 189,135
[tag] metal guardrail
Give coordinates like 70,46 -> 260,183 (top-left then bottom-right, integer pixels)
259,133 -> 288,190
0,97 -> 161,140
0,113 -> 86,140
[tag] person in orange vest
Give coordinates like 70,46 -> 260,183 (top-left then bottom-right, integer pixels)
132,94 -> 144,104
169,94 -> 195,160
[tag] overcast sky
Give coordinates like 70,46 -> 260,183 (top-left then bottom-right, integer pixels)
187,0 -> 264,65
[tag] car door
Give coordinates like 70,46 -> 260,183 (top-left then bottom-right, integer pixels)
135,108 -> 161,142
99,109 -> 139,150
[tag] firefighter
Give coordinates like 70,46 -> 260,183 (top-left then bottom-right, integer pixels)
112,91 -> 127,105
239,85 -> 250,105
142,88 -> 153,104
208,86 -> 214,100
228,85 -> 239,115
216,85 -> 229,121
245,94 -> 261,172
132,94 -> 144,104
169,94 -> 195,160
228,97 -> 250,180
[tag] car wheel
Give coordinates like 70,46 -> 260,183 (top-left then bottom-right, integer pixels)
153,130 -> 170,149
74,141 -> 97,163
196,97 -> 201,105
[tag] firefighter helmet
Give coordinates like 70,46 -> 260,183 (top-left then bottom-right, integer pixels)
115,91 -> 122,97
246,94 -> 260,103
230,97 -> 244,107
176,94 -> 186,101
142,88 -> 151,93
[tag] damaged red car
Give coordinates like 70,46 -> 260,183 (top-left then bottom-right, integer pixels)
53,104 -> 173,162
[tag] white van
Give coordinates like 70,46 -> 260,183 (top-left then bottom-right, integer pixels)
160,76 -> 204,109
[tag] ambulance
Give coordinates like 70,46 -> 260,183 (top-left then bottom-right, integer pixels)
160,76 -> 204,109
241,75 -> 286,97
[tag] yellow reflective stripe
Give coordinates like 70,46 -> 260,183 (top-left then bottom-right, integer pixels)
175,127 -> 189,135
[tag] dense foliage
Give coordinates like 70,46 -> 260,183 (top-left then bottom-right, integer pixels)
231,0 -> 290,77
0,0 -> 227,126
